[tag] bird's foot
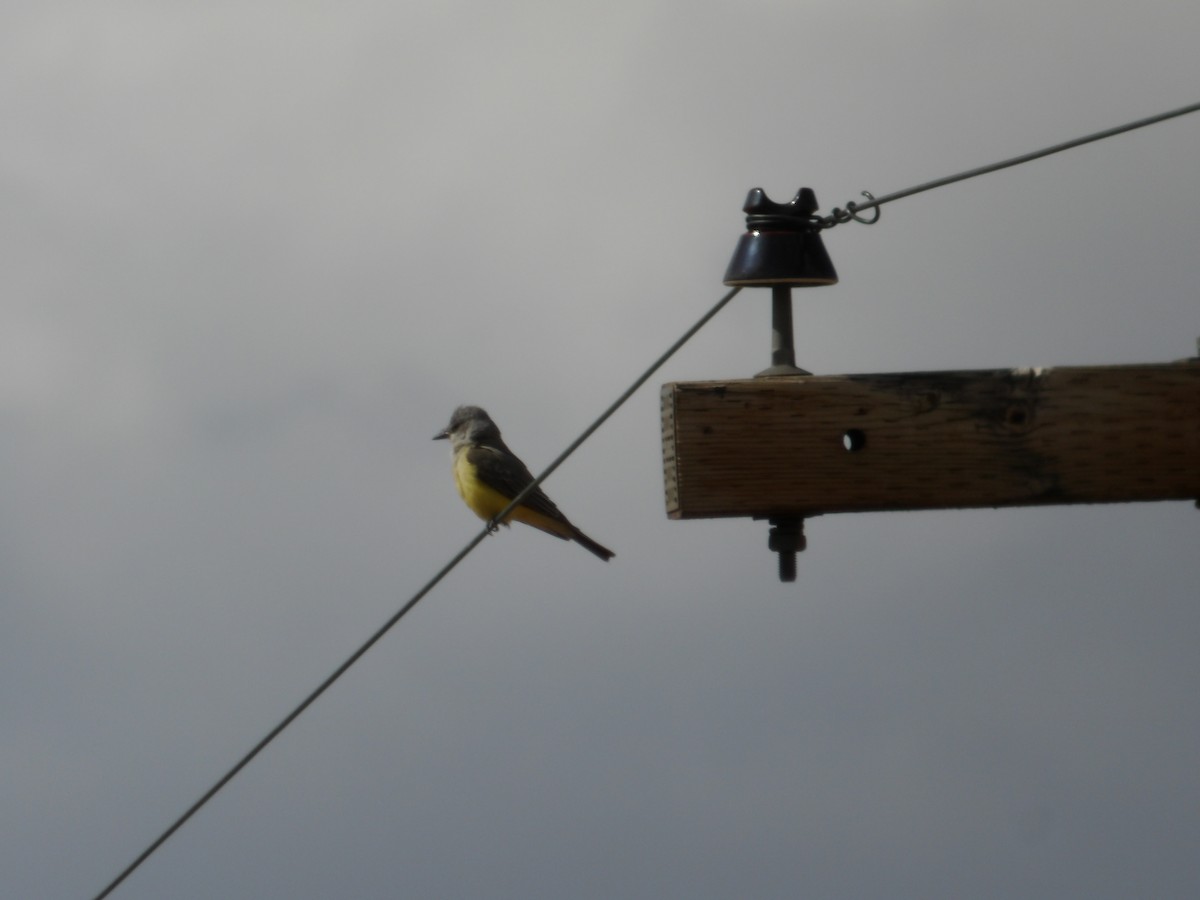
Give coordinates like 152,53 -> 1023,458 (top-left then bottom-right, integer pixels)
485,518 -> 500,535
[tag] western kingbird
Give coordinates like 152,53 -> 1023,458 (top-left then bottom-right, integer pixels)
434,405 -> 615,561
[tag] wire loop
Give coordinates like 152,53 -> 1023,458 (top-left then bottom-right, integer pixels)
819,191 -> 880,228
847,191 -> 881,224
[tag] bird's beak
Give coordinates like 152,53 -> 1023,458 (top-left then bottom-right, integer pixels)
433,429 -> 449,440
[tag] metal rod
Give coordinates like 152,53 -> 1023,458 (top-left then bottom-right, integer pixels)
771,285 -> 795,370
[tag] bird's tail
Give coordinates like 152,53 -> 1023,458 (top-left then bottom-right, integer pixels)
570,526 -> 615,561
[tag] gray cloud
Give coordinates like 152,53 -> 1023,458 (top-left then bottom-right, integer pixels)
3,2 -> 1198,898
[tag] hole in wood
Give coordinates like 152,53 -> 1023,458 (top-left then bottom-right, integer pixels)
842,429 -> 867,452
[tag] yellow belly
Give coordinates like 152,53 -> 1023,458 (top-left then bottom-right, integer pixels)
452,451 -> 571,538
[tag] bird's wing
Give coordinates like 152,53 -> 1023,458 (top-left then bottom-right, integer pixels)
467,444 -> 569,523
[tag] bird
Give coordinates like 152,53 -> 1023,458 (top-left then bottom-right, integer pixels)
434,405 -> 615,561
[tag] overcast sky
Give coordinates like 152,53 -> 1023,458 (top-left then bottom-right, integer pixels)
4,2 -> 1199,898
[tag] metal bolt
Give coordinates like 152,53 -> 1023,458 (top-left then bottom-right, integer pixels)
768,517 -> 806,582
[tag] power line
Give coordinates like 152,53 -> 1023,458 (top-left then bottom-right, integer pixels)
90,99 -> 1200,900
88,285 -> 743,900
820,101 -> 1200,227
89,528 -> 489,900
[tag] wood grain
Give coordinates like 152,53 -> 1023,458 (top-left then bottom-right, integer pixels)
662,362 -> 1200,519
